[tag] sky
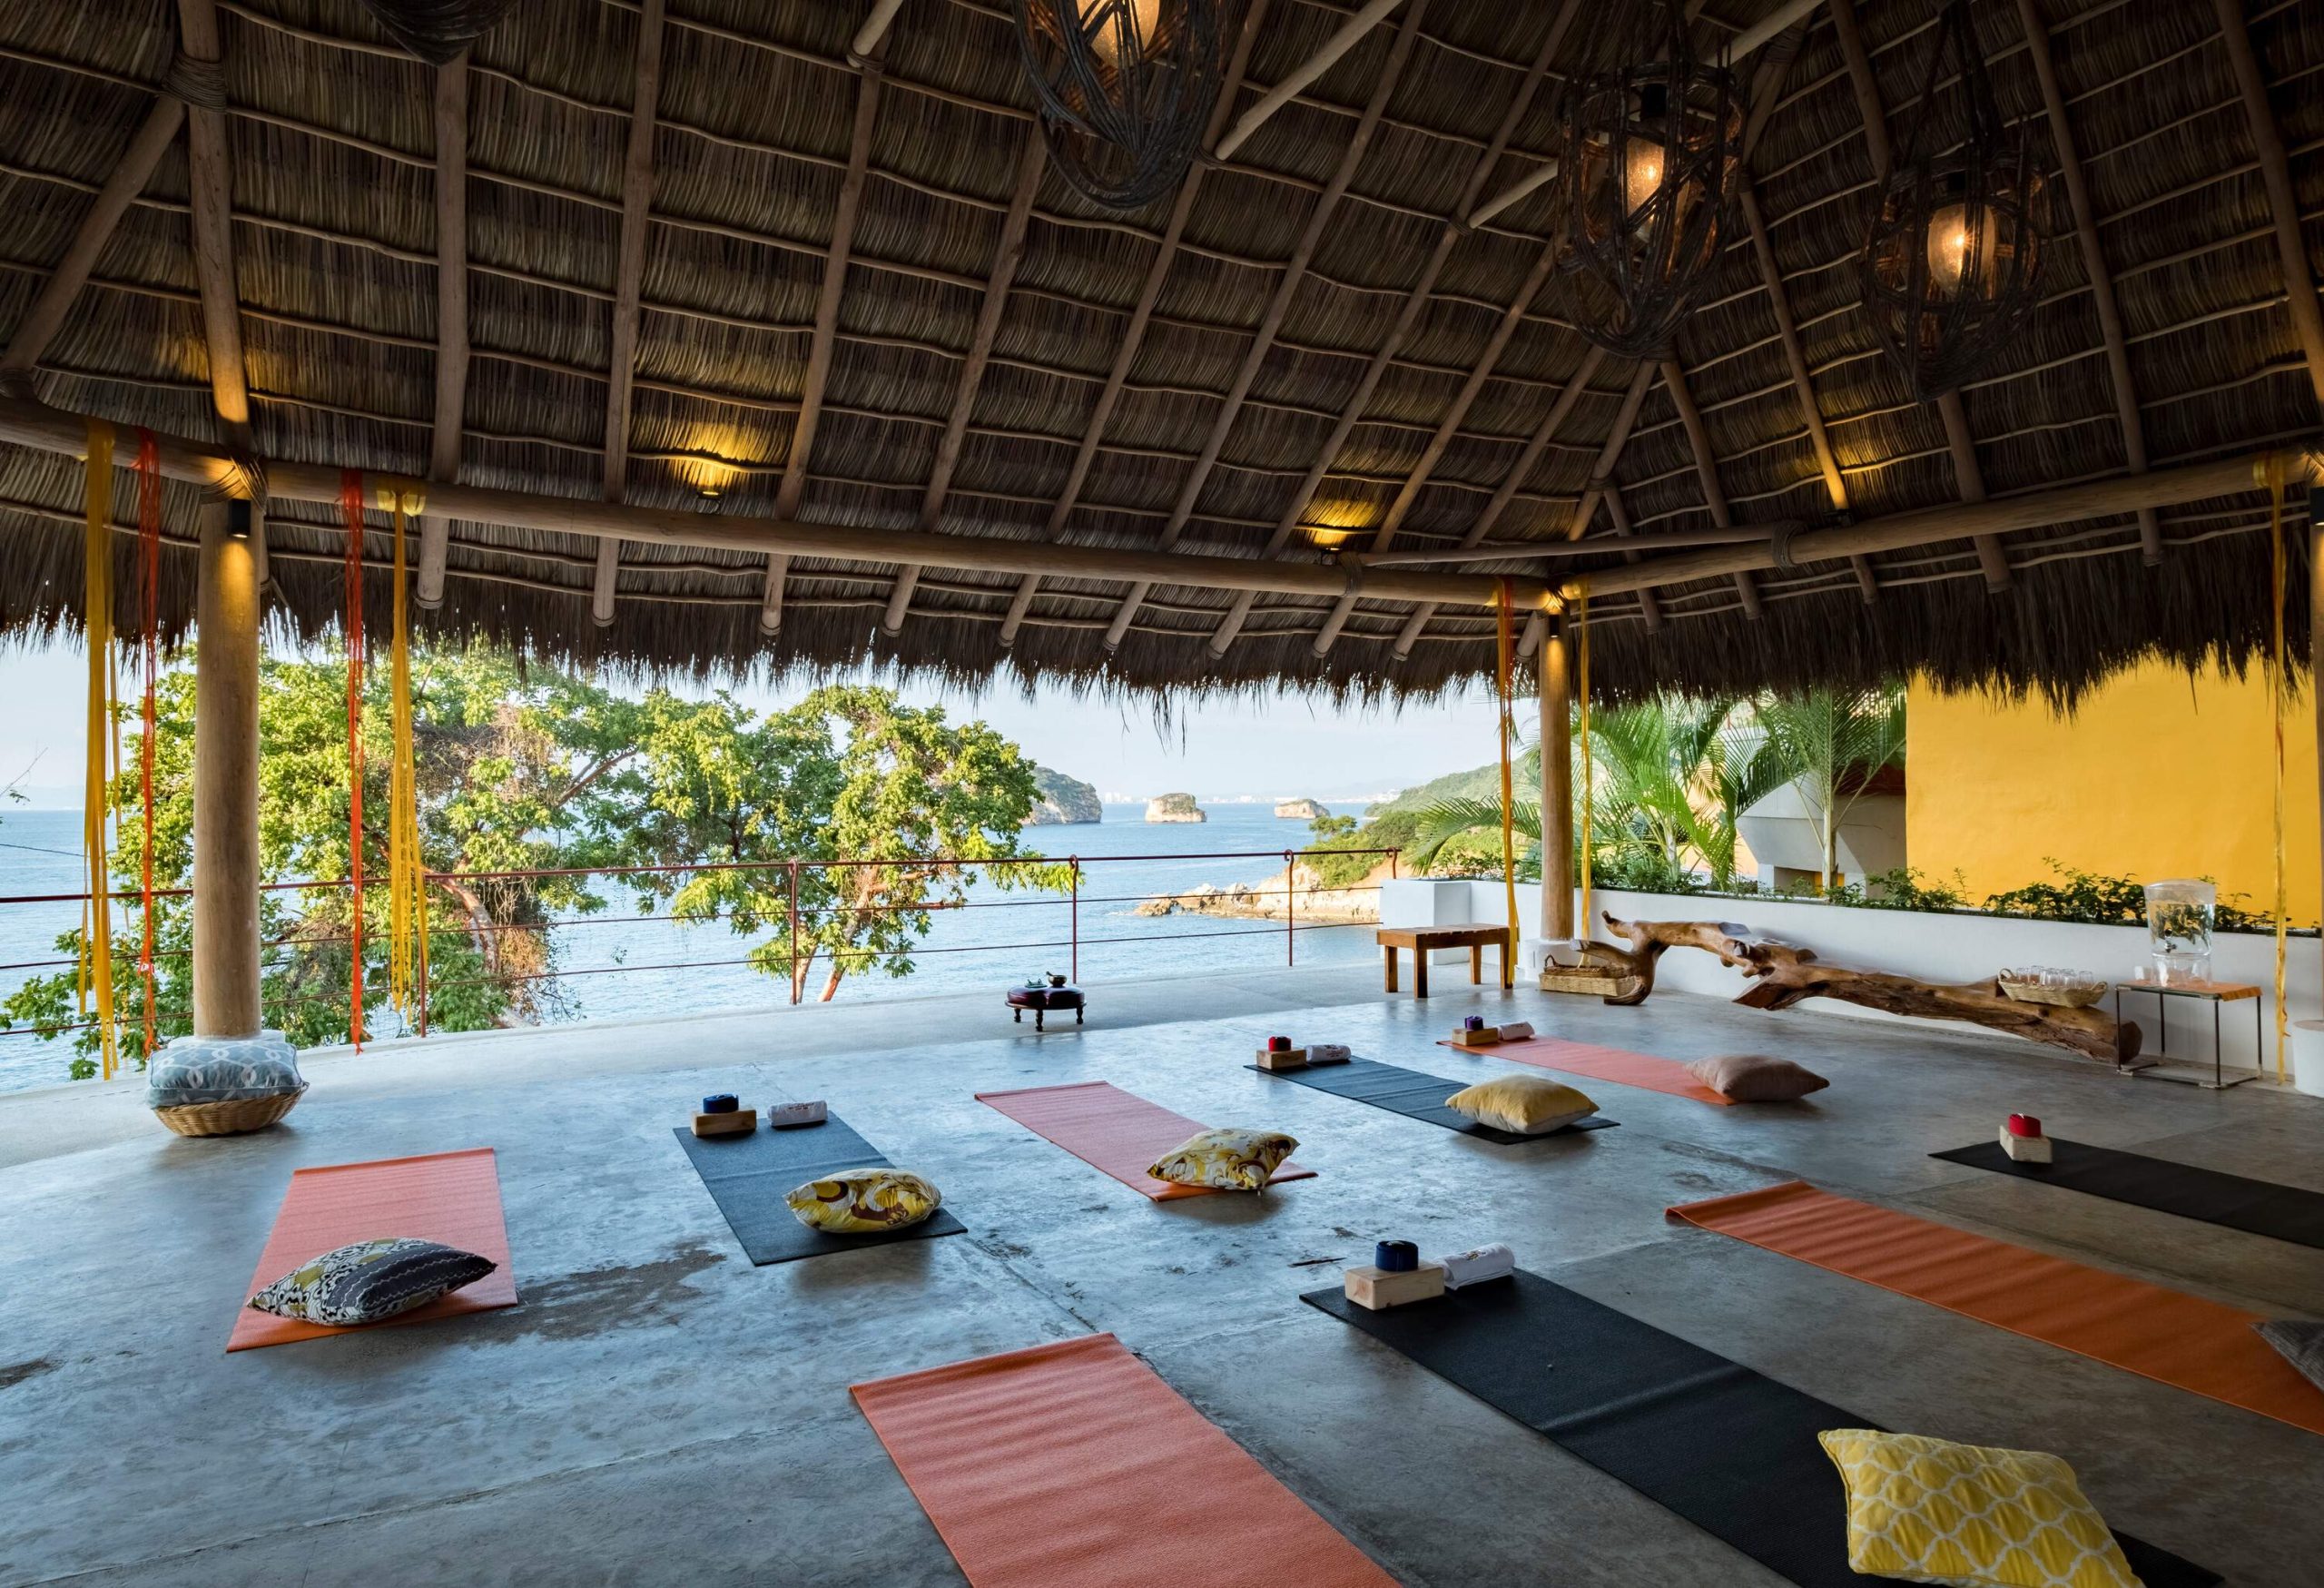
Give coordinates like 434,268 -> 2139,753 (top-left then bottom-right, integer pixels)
0,636 -> 1519,812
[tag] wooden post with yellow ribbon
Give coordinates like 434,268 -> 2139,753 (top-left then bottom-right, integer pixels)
1494,580 -> 1518,988
81,419 -> 120,1078
379,478 -> 430,1027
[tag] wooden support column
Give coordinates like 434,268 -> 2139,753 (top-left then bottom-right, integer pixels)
419,52 -> 468,610
2213,0 -> 2324,411
1539,616 -> 1574,942
0,97 -> 182,383
192,501 -> 263,1038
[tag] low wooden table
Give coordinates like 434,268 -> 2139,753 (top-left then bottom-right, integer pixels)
1375,923 -> 1511,999
2113,975 -> 2264,1089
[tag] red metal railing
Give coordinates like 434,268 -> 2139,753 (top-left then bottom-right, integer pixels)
0,846 -> 1401,1055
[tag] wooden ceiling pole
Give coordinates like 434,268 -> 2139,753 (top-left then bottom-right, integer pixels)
760,35 -> 885,636
1601,481 -> 1662,633
1830,0 -> 2010,592
1564,360 -> 1656,539
852,0 -> 909,63
1389,343 -> 1605,658
594,0 -> 666,628
0,96 -> 182,384
997,0 -> 1270,648
1213,0 -> 1406,162
1098,0 -> 1427,651
2014,0 -> 2159,563
1661,356 -> 1764,617
2211,0 -> 2324,411
1203,0 -> 1581,657
881,133 -> 1046,635
417,53 -> 469,609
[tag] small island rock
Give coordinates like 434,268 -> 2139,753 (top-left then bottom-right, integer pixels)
1145,792 -> 1206,824
1275,798 -> 1327,820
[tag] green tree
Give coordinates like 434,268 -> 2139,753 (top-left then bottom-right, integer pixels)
1754,686 -> 1908,891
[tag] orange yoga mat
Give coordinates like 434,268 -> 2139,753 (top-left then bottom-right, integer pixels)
1443,1036 -> 1735,1106
228,1147 -> 517,1352
853,1334 -> 1397,1587
975,1080 -> 1315,1199
1669,1180 -> 2324,1436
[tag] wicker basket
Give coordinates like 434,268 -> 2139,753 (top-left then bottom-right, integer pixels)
1997,975 -> 2107,1009
152,1087 -> 307,1138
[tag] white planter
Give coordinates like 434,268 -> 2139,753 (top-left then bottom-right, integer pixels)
2292,1021 -> 2324,1097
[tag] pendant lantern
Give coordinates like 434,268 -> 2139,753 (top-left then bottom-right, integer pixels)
1014,0 -> 1221,211
1554,1 -> 1745,359
1859,0 -> 2047,400
356,0 -> 520,66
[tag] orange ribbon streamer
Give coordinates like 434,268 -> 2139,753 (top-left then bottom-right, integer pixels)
340,470 -> 368,1050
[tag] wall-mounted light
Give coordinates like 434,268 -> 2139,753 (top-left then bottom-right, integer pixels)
226,498 -> 254,540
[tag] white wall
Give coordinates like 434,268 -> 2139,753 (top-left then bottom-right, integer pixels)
1379,878 -> 2322,1088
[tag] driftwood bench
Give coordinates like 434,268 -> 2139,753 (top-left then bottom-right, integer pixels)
1594,915 -> 2143,1067
1375,923 -> 1511,999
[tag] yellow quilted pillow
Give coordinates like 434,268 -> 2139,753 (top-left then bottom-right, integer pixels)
1147,1128 -> 1296,1193
1819,1429 -> 2142,1588
1443,1074 -> 1597,1135
786,1168 -> 942,1234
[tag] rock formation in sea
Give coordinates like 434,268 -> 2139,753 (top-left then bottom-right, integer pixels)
1145,792 -> 1206,824
1027,765 -> 1102,825
1275,798 -> 1326,820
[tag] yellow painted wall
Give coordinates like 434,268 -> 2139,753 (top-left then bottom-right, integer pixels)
1906,663 -> 2320,925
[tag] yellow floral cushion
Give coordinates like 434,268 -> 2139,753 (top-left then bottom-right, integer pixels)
785,1168 -> 942,1235
1147,1128 -> 1297,1193
1443,1074 -> 1598,1135
1818,1429 -> 2142,1588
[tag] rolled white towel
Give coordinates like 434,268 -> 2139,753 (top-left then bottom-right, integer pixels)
1497,1021 -> 1534,1041
1305,1043 -> 1352,1065
1434,1242 -> 1515,1290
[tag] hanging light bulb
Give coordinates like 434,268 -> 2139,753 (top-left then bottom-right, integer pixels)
1925,201 -> 1974,297
1082,0 -> 1161,70
1621,84 -> 1670,222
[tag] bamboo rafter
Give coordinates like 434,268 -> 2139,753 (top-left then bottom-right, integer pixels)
595,0 -> 665,629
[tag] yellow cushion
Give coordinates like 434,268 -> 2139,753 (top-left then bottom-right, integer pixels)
785,1168 -> 942,1234
1818,1429 -> 2142,1588
1443,1074 -> 1597,1135
1147,1128 -> 1297,1193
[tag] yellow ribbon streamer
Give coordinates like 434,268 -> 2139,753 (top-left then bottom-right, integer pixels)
1494,581 -> 1517,988
1577,594 -> 1592,945
81,421 -> 120,1079
2266,454 -> 2288,1083
386,490 -> 429,1022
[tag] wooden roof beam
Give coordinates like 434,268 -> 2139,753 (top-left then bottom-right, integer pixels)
0,392 -> 1562,611
998,0 -> 1272,648
852,0 -> 909,64
417,53 -> 468,609
1203,0 -> 1584,657
1661,356 -> 1764,617
173,0 -> 251,454
1571,446 -> 2314,599
1565,360 -> 1657,538
1388,343 -> 1606,658
1602,481 -> 1662,633
760,33 -> 885,635
595,0 -> 665,628
2211,0 -> 2324,411
0,95 -> 182,384
881,133 -> 1045,635
1214,0 -> 1405,162
1830,0 -> 2010,592
1099,0 -> 1428,651
2014,0 -> 2159,563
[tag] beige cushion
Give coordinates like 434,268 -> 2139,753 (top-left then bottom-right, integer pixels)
1443,1074 -> 1597,1135
1686,1054 -> 1828,1102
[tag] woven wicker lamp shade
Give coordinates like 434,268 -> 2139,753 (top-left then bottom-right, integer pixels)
1013,0 -> 1222,210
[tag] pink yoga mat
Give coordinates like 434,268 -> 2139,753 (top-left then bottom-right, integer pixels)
853,1334 -> 1397,1587
1440,1035 -> 1735,1105
975,1080 -> 1315,1199
228,1148 -> 517,1352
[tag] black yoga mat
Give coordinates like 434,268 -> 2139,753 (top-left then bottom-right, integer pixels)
1246,1057 -> 1618,1145
672,1113 -> 965,1265
1301,1270 -> 2218,1588
1931,1137 -> 2324,1250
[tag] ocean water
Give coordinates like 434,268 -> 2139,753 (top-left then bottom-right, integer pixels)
0,803 -> 1377,1094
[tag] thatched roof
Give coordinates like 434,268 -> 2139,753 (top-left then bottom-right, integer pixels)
2,0 -> 2320,704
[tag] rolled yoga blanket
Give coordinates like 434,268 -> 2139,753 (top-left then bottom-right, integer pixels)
1496,1022 -> 1535,1041
1305,1043 -> 1352,1065
1434,1242 -> 1516,1290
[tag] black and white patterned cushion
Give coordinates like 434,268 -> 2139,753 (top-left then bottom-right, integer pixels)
2258,1320 -> 2324,1392
248,1238 -> 496,1327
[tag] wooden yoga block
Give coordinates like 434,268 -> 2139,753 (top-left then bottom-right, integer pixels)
1256,1047 -> 1310,1071
1343,1262 -> 1446,1310
692,1109 -> 758,1139
1998,1126 -> 2053,1164
1452,1026 -> 1502,1049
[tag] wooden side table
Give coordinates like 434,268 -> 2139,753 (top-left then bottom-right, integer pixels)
2113,976 -> 2263,1090
1375,923 -> 1512,999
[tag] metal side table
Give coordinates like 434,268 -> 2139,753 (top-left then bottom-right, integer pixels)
2113,976 -> 2264,1090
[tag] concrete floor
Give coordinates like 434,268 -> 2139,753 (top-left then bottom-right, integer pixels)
3,965 -> 2319,1586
